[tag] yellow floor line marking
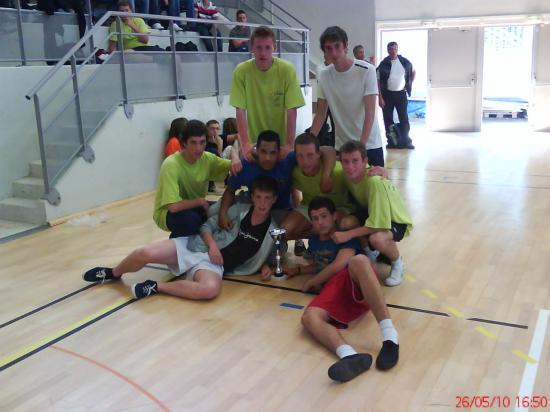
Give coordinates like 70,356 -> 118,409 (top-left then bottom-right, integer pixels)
446,306 -> 465,318
475,325 -> 498,340
421,288 -> 438,299
405,274 -> 417,283
512,349 -> 537,364
0,296 -> 132,369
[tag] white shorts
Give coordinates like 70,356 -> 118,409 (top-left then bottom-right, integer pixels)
168,237 -> 224,280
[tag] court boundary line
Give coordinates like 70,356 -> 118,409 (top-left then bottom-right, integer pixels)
514,309 -> 550,412
145,265 -> 530,329
0,284 -> 98,330
50,345 -> 170,411
0,298 -> 135,372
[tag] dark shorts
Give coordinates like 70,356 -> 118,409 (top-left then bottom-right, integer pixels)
366,147 -> 384,167
308,268 -> 372,328
352,207 -> 407,242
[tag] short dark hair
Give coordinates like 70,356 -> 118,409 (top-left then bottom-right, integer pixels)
168,117 -> 188,141
206,119 -> 220,127
180,119 -> 207,145
353,45 -> 364,54
294,132 -> 320,152
250,175 -> 278,196
250,26 -> 276,47
117,0 -> 132,9
387,41 -> 398,49
320,26 -> 348,52
340,141 -> 368,160
308,196 -> 336,217
236,9 -> 246,18
257,130 -> 280,150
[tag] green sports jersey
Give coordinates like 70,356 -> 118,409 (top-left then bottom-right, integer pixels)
109,17 -> 150,50
346,174 -> 413,236
153,152 -> 230,231
292,161 -> 354,211
230,58 -> 305,144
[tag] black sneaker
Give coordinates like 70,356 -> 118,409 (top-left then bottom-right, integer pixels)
328,353 -> 372,383
83,267 -> 116,283
294,239 -> 306,256
376,340 -> 399,370
132,280 -> 158,299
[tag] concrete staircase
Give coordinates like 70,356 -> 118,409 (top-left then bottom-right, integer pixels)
0,160 -> 47,233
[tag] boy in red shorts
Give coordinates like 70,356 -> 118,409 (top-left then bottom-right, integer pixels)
285,196 -> 399,382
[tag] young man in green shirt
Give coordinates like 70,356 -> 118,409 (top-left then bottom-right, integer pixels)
108,0 -> 161,52
335,141 -> 413,286
230,26 -> 306,161
153,120 -> 242,238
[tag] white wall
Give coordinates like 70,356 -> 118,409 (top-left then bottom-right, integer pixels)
275,0 -> 376,67
375,0 -> 550,21
44,87 -> 312,221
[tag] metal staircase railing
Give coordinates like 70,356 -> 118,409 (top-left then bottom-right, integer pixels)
25,11 -> 309,205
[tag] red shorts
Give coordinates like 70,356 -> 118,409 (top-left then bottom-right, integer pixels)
307,267 -> 372,328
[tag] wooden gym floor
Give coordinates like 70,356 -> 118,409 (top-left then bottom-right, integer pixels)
0,120 -> 549,411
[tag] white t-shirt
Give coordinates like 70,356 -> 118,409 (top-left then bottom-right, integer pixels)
387,58 -> 406,91
317,59 -> 382,150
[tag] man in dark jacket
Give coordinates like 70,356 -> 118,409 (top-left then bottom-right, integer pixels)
377,42 -> 415,149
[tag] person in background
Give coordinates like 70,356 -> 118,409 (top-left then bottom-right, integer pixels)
221,117 -> 239,150
352,44 -> 365,61
377,41 -> 416,149
164,117 -> 188,158
228,9 -> 250,52
194,0 -> 222,52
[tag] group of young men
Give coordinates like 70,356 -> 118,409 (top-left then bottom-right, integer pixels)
84,25 -> 413,383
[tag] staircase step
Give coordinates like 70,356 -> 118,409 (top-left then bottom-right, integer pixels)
0,197 -> 46,225
13,176 -> 44,199
29,160 -> 44,178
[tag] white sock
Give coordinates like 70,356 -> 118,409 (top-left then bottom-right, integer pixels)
379,318 -> 399,344
364,246 -> 380,262
335,344 -> 357,359
391,256 -> 403,269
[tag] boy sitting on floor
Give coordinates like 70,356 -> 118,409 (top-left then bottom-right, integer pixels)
277,196 -> 399,383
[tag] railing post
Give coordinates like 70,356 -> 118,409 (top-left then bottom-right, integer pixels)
302,30 -> 309,92
33,95 -> 61,205
277,28 -> 282,57
214,26 -> 222,106
70,55 -> 95,162
15,0 -> 27,65
116,16 -> 133,118
169,21 -> 184,111
85,0 -> 95,59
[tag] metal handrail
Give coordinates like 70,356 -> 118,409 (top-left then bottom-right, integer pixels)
266,0 -> 308,29
7,0 -> 94,65
26,11 -> 308,99
25,9 -> 309,205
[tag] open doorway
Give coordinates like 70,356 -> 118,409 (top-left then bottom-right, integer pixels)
379,29 -> 428,125
482,26 -> 533,124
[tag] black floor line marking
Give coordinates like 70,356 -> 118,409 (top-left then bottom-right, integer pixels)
0,224 -> 48,244
0,299 -> 135,373
147,265 -> 530,329
0,284 -> 98,330
466,317 -> 528,330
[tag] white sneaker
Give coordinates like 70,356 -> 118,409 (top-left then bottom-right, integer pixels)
385,257 -> 404,287
173,23 -> 183,31
152,22 -> 164,30
364,246 -> 380,263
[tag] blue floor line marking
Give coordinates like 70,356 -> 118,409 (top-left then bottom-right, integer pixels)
280,303 -> 304,310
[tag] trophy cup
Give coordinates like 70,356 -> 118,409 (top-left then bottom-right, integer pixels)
269,228 -> 287,280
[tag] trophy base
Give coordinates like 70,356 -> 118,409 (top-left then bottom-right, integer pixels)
272,274 -> 287,281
